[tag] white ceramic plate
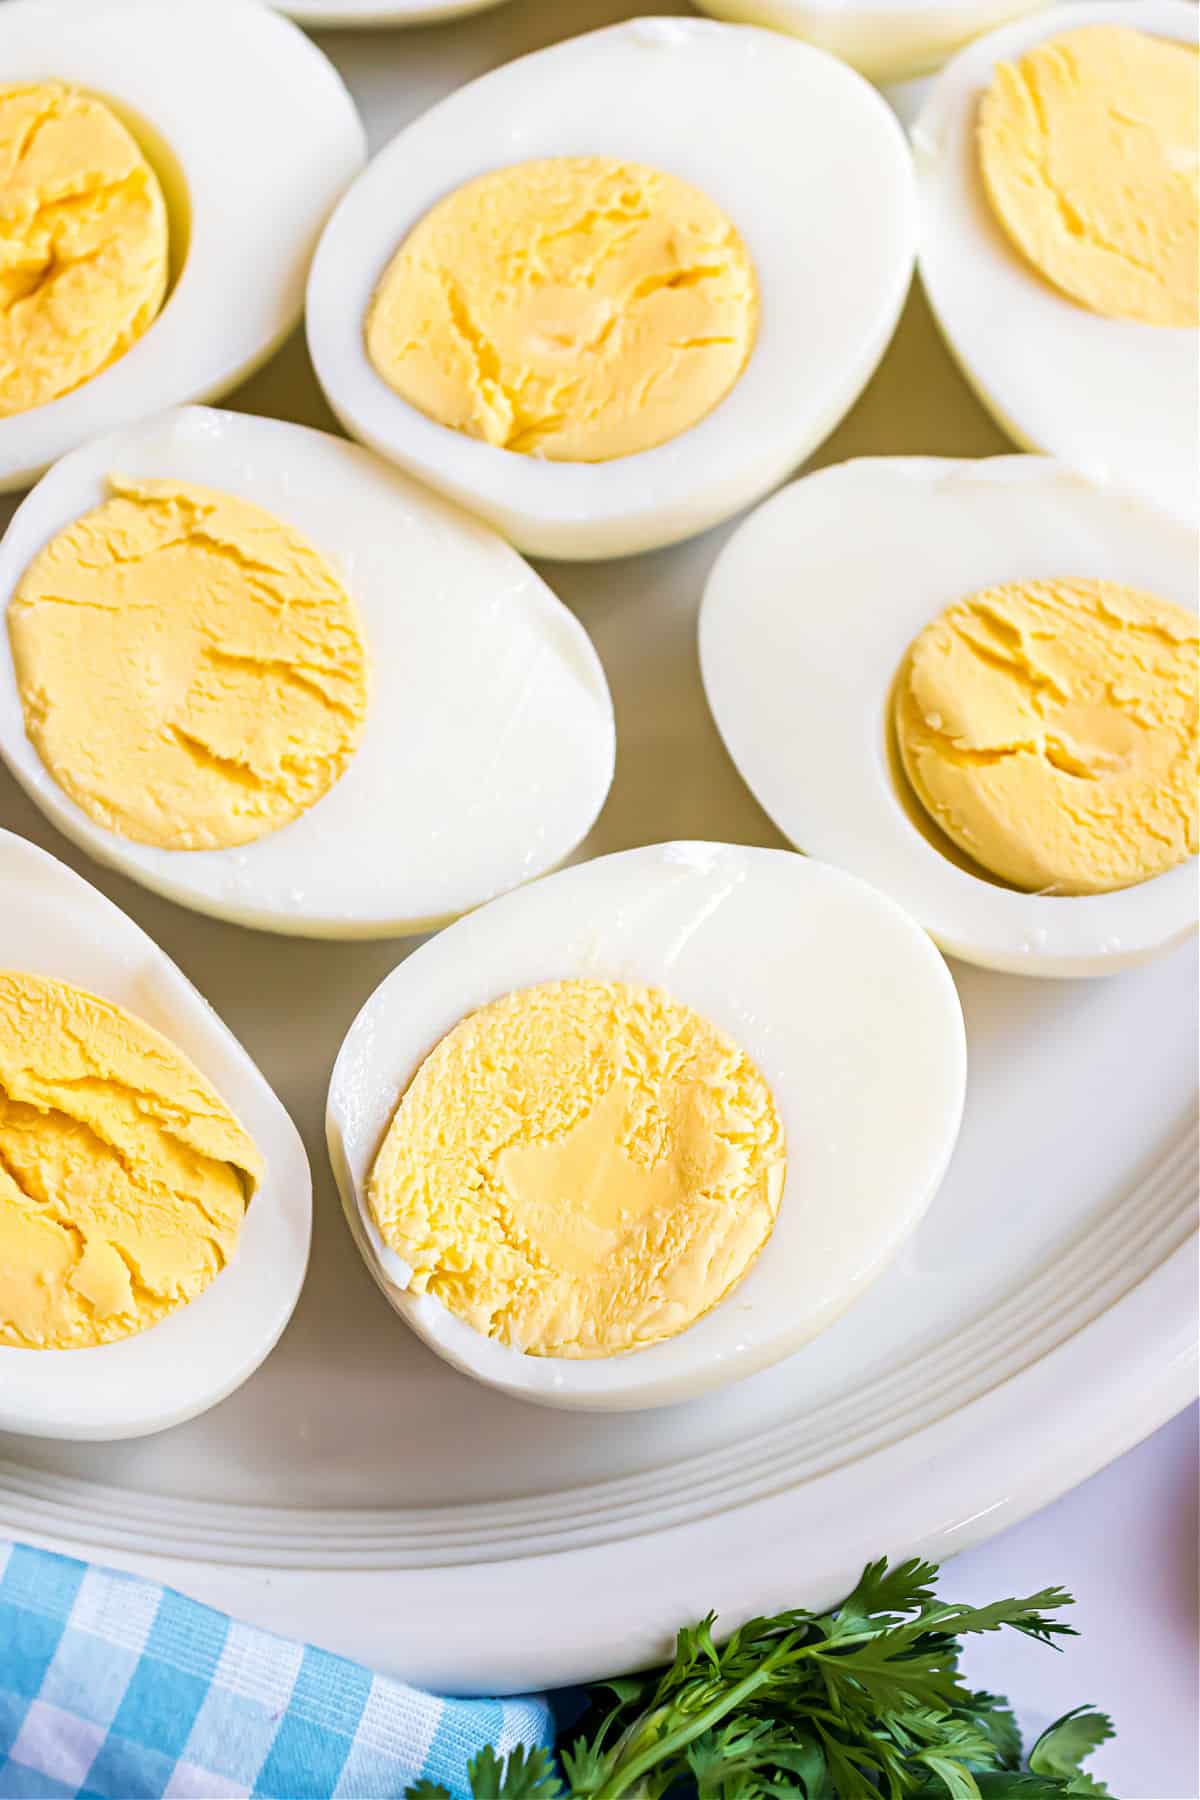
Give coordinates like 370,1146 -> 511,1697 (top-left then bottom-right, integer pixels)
0,2 -> 1194,1696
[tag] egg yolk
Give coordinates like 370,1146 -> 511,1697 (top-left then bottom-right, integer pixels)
977,26 -> 1199,328
364,156 -> 759,462
894,577 -> 1199,896
8,478 -> 370,851
0,971 -> 262,1349
367,979 -> 786,1358
0,83 -> 170,417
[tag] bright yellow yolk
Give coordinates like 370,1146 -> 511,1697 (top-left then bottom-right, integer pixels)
0,83 -> 170,416
367,979 -> 786,1358
8,478 -> 370,851
977,26 -> 1199,327
0,972 -> 263,1349
894,578 -> 1199,896
364,156 -> 759,462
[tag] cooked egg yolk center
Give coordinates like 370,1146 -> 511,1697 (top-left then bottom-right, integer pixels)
0,83 -> 170,417
0,971 -> 263,1349
364,156 -> 759,462
894,577 -> 1199,895
8,478 -> 370,851
366,979 -> 786,1358
977,26 -> 1199,327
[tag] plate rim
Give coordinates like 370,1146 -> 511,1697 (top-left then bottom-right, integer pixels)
3,1113 -> 1192,1548
4,1212 -> 1195,1693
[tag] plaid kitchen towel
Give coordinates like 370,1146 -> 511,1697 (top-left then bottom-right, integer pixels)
0,1541 -> 552,1799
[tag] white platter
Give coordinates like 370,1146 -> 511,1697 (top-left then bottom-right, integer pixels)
0,0 -> 1196,1696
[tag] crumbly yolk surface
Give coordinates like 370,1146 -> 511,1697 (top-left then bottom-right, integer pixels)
9,478 -> 370,851
367,979 -> 786,1358
0,971 -> 262,1349
0,83 -> 169,417
364,157 -> 759,462
977,26 -> 1199,327
894,577 -> 1199,895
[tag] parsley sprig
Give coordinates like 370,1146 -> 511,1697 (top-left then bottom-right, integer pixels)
407,1557 -> 1115,1800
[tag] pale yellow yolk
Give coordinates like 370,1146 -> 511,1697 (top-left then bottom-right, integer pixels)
8,478 -> 370,851
0,83 -> 169,416
364,157 -> 759,462
977,26 -> 1199,327
367,979 -> 786,1358
0,972 -> 262,1349
894,578 -> 1199,895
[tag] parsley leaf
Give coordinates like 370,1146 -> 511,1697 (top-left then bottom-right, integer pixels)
962,1693 -> 1023,1770
838,1556 -> 941,1624
403,1558 -> 1115,1800
1028,1711 -> 1115,1780
465,1745 -> 563,1799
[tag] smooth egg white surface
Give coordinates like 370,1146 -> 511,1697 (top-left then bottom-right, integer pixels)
700,457 -> 1199,978
692,0 -> 1051,84
0,0 -> 365,494
0,829 -> 311,1440
272,0 -> 510,22
306,17 -> 916,560
913,0 -> 1199,526
327,842 -> 967,1411
0,407 -> 615,937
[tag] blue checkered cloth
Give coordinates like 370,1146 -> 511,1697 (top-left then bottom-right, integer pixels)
0,1541 -> 552,1799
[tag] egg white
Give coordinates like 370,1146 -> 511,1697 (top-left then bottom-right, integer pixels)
327,842 -> 966,1411
913,0 -> 1199,526
274,0 -> 510,23
306,17 -> 916,561
0,0 -> 365,495
700,456 -> 1199,978
0,406 -> 616,937
692,0 -> 1051,84
0,828 -> 311,1440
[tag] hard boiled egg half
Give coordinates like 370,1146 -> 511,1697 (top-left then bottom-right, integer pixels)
700,456 -> 1198,978
0,828 -> 310,1439
327,843 -> 967,1411
914,0 -> 1198,525
692,0 -> 1051,84
306,18 -> 916,560
0,407 -> 615,937
0,0 -> 364,493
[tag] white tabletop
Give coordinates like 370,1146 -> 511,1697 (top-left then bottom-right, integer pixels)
950,1403 -> 1198,1800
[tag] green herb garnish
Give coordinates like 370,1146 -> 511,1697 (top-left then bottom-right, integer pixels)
407,1557 -> 1114,1800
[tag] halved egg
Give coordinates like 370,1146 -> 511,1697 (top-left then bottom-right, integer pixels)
913,0 -> 1198,525
306,17 -> 916,560
0,0 -> 364,493
326,842 -> 966,1410
0,406 -> 615,937
0,827 -> 310,1439
692,0 -> 1051,84
700,456 -> 1198,978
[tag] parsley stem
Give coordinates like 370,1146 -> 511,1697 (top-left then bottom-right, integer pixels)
589,1637 -> 805,1800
